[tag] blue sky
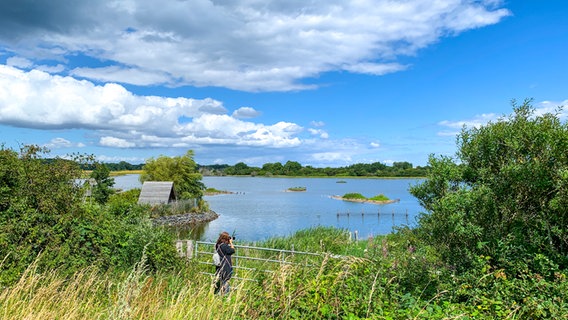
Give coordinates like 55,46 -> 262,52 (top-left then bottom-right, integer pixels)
0,0 -> 566,167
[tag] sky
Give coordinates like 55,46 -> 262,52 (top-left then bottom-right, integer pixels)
0,0 -> 566,168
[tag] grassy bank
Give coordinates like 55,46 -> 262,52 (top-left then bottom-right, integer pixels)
2,227 -> 566,319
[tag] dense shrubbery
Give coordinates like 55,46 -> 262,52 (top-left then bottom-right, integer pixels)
0,146 -> 180,286
410,100 -> 568,275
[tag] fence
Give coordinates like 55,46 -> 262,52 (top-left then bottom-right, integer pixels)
175,240 -> 324,281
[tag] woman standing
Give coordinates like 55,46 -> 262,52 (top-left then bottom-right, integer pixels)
214,231 -> 235,294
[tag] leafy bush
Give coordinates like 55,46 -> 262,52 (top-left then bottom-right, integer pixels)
0,146 -> 181,286
342,192 -> 366,200
411,100 -> 568,274
369,194 -> 389,201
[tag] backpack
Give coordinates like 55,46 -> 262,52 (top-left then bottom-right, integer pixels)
213,250 -> 222,266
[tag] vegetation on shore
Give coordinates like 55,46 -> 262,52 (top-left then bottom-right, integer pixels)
1,100 -> 567,318
332,192 -> 396,204
200,160 -> 428,177
203,187 -> 232,195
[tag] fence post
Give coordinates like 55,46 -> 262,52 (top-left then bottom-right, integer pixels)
175,240 -> 183,257
186,240 -> 194,259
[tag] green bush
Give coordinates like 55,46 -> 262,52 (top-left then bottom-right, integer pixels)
411,100 -> 568,274
342,192 -> 366,200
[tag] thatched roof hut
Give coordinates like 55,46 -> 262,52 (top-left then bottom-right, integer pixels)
138,181 -> 176,205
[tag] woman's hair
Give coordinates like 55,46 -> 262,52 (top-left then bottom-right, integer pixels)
216,231 -> 231,246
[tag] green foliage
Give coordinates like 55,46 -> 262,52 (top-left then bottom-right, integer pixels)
369,194 -> 390,201
210,160 -> 429,177
342,192 -> 366,200
410,99 -> 568,273
140,150 -> 205,200
0,146 -> 181,286
89,162 -> 115,204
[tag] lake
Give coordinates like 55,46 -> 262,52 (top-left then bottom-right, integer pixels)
114,174 -> 425,242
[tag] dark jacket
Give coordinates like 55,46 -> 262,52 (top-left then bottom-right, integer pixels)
215,242 -> 235,280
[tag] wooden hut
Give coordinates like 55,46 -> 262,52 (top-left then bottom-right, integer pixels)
138,181 -> 176,205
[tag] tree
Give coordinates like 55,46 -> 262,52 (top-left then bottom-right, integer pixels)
140,150 -> 205,200
410,99 -> 568,273
89,163 -> 115,204
283,160 -> 302,175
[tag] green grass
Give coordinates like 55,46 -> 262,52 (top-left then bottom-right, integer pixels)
2,226 -> 567,319
342,193 -> 390,201
287,186 -> 307,191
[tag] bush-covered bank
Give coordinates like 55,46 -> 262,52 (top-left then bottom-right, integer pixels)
2,226 -> 567,319
0,146 -> 181,286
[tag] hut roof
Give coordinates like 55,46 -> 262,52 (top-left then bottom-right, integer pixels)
138,181 -> 176,205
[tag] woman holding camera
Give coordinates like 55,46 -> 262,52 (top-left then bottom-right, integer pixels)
214,231 -> 235,294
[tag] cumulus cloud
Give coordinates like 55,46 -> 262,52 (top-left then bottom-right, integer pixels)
6,56 -> 33,68
438,113 -> 498,136
43,137 -> 87,149
308,128 -> 329,139
232,107 -> 261,119
0,0 -> 510,92
0,65 -> 306,149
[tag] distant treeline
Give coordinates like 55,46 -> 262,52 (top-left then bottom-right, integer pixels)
78,161 -> 144,171
198,161 -> 429,177
74,159 -> 427,177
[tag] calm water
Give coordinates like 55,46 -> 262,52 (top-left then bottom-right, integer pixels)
114,175 -> 425,242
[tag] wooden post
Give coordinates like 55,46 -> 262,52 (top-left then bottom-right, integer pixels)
175,240 -> 184,257
186,240 -> 194,259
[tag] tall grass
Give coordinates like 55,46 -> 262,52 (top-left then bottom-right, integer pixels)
2,227 -> 567,319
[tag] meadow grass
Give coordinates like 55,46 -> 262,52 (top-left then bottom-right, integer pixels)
2,227 -> 567,319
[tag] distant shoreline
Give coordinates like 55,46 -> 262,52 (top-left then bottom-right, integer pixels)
330,195 -> 400,205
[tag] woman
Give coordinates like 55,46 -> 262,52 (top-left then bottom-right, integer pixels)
214,231 -> 235,294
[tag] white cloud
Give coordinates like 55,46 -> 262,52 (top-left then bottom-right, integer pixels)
311,152 -> 352,163
0,0 -> 510,92
536,100 -> 568,120
308,128 -> 329,139
310,120 -> 325,127
44,137 -> 75,149
6,56 -> 33,68
0,65 -> 309,149
100,136 -> 136,148
36,64 -> 65,73
438,113 -> 498,136
370,142 -> 380,148
232,107 -> 261,119
70,66 -> 171,86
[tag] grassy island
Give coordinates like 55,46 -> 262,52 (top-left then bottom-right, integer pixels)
203,187 -> 233,195
287,186 -> 307,192
331,192 -> 399,204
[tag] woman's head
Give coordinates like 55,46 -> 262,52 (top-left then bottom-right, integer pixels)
217,231 -> 231,244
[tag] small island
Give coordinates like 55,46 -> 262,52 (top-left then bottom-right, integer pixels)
331,192 -> 399,204
204,187 -> 234,196
287,186 -> 307,192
